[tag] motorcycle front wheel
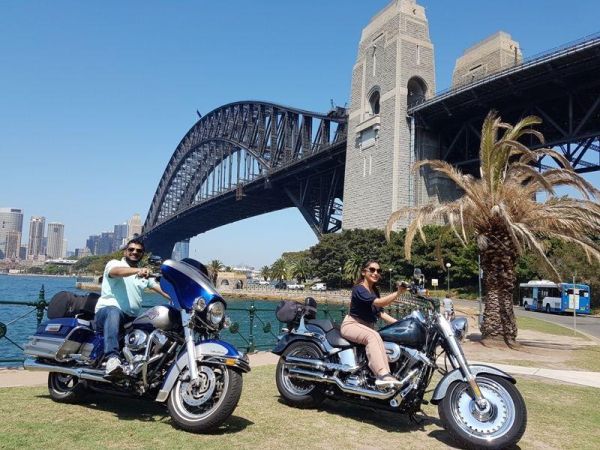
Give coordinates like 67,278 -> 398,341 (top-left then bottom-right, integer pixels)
276,341 -> 325,408
167,364 -> 243,433
438,374 -> 527,449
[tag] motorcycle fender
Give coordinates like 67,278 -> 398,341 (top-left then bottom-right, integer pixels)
272,334 -> 328,356
430,364 -> 516,405
155,340 -> 250,402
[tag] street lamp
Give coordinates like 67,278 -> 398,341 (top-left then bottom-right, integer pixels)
339,266 -> 342,290
388,268 -> 393,292
446,262 -> 452,293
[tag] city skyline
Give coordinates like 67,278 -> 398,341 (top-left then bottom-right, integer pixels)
1,1 -> 599,267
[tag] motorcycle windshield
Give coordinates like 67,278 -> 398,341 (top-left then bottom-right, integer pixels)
160,259 -> 224,311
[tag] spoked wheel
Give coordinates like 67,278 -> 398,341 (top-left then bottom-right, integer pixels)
48,372 -> 87,403
439,374 -> 527,449
167,364 -> 243,433
276,341 -> 325,408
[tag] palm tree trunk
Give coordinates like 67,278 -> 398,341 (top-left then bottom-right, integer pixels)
480,230 -> 518,345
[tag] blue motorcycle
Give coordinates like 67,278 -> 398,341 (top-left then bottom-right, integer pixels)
23,257 -> 250,433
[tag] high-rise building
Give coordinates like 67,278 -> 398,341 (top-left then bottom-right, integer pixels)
95,231 -> 115,255
114,223 -> 128,249
5,230 -> 22,259
46,222 -> 65,259
19,245 -> 27,260
172,239 -> 190,261
0,207 -> 24,259
27,216 -> 45,259
75,248 -> 91,258
127,213 -> 142,240
86,235 -> 100,255
62,239 -> 68,258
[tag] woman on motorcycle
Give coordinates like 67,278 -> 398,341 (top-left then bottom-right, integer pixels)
340,260 -> 408,387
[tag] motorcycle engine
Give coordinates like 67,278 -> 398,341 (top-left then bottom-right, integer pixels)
125,329 -> 148,352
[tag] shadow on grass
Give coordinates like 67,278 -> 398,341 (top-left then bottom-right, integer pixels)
36,393 -> 254,434
277,397 -> 460,447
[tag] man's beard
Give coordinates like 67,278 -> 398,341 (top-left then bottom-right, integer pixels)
125,256 -> 141,266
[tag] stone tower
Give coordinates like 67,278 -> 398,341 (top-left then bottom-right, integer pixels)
342,0 -> 435,231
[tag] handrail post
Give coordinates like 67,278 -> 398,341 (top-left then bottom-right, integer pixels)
248,300 -> 256,353
35,285 -> 47,325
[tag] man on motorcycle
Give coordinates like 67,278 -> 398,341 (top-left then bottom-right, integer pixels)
95,238 -> 170,376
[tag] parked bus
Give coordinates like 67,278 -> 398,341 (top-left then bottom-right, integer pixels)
519,280 -> 591,315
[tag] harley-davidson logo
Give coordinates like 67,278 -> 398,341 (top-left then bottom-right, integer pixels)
146,309 -> 160,320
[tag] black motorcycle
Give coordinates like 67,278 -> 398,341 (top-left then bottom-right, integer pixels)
272,294 -> 527,449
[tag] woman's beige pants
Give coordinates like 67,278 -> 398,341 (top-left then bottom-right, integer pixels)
340,315 -> 390,377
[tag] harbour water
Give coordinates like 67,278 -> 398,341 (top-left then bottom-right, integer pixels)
0,275 -> 347,366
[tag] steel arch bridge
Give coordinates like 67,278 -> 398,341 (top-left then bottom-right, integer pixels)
142,101 -> 347,257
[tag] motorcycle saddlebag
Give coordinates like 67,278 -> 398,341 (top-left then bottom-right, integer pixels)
275,300 -> 303,323
47,291 -> 99,320
24,318 -> 96,361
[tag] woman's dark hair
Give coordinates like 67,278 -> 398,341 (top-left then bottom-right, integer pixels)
354,259 -> 381,297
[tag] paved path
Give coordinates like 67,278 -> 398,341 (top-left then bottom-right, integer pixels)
2,352 -> 599,390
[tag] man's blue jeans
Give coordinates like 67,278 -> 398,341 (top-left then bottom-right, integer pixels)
95,306 -> 126,358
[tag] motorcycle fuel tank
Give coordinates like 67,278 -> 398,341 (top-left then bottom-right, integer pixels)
133,305 -> 182,331
378,317 -> 426,349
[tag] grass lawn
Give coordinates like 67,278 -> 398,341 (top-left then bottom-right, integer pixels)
517,316 -> 589,338
1,365 -> 599,449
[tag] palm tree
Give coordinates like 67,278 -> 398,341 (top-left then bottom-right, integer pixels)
270,258 -> 288,281
343,253 -> 363,284
290,258 -> 312,283
208,259 -> 224,285
387,112 -> 600,345
260,265 -> 271,281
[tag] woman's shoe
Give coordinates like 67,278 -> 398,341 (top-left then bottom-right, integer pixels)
374,373 -> 403,387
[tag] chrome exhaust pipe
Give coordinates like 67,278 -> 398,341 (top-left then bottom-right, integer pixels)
284,356 -> 358,373
23,358 -> 109,383
287,367 -> 395,400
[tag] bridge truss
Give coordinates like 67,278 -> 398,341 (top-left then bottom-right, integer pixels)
142,101 -> 347,255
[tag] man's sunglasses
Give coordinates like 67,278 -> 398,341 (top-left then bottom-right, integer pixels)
367,267 -> 382,274
127,247 -> 144,254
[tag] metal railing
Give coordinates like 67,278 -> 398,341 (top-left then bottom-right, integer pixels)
0,287 -> 438,364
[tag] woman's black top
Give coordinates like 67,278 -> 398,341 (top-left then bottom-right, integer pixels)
349,284 -> 381,323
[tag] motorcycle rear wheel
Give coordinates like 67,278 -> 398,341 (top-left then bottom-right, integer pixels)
167,365 -> 243,433
438,374 -> 527,449
48,372 -> 87,403
276,341 -> 325,408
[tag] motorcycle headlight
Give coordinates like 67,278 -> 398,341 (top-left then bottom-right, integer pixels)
193,297 -> 207,312
207,301 -> 226,326
451,317 -> 469,341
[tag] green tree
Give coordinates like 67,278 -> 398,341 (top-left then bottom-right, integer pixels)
208,260 -> 224,285
290,257 -> 313,283
259,265 -> 271,281
387,112 -> 600,345
270,258 -> 288,281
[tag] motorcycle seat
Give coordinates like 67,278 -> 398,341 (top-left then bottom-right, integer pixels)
325,328 -> 352,348
306,319 -> 335,332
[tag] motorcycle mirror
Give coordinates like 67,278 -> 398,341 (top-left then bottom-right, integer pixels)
148,255 -> 163,267
413,268 -> 422,278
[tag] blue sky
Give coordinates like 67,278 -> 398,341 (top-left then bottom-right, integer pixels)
1,0 -> 599,268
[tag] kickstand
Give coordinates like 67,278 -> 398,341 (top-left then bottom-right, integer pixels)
409,410 -> 428,427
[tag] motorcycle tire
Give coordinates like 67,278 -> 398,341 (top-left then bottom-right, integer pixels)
276,341 -> 325,409
438,374 -> 527,449
47,372 -> 88,403
167,365 -> 243,433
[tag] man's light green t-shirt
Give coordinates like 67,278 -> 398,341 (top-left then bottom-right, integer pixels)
95,258 -> 157,316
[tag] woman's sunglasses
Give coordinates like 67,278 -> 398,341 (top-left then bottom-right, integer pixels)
367,267 -> 382,274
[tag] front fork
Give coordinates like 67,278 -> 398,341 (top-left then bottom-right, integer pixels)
181,310 -> 200,384
437,314 -> 488,410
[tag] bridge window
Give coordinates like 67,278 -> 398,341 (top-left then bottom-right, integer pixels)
368,90 -> 380,116
407,77 -> 427,108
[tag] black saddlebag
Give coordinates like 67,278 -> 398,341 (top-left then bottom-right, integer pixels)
275,298 -> 317,323
47,291 -> 99,320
